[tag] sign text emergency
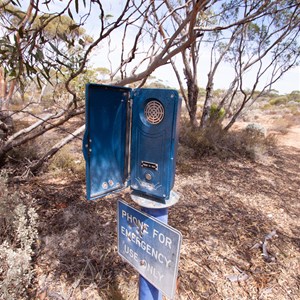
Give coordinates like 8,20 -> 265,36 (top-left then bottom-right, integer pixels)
117,200 -> 182,299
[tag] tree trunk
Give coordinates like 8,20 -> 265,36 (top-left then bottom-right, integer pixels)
0,67 -> 7,110
38,85 -> 47,104
186,78 -> 199,128
0,108 -> 84,164
0,67 -> 14,141
182,46 -> 199,128
4,80 -> 16,110
200,76 -> 214,128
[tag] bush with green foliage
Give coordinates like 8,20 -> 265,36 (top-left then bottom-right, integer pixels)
209,103 -> 226,122
287,90 -> 300,102
269,96 -> 288,106
0,171 -> 38,300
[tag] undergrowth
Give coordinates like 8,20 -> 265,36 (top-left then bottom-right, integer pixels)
179,120 -> 277,161
48,144 -> 85,179
0,171 -> 38,300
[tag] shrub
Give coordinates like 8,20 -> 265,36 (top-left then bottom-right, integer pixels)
179,119 -> 276,160
269,96 -> 288,106
271,114 -> 299,133
245,123 -> 267,137
236,130 -> 277,161
8,121 -> 50,166
180,121 -> 228,158
209,103 -> 225,121
48,145 -> 85,179
287,90 -> 300,102
0,171 -> 38,300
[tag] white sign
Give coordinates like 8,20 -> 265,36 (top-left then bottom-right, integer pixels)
117,200 -> 182,299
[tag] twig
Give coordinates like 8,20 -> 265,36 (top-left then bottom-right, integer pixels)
251,230 -> 277,262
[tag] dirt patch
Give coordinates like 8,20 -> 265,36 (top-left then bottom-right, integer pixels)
277,125 -> 300,149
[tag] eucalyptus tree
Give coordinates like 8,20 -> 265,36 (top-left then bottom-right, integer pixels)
164,0 -> 300,128
203,0 -> 300,130
0,0 -> 208,172
0,1 -> 93,110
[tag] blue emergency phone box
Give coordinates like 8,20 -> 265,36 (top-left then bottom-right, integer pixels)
82,84 -> 181,203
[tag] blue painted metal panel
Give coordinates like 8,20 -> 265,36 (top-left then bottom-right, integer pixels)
117,200 -> 182,299
83,84 -> 131,200
130,89 -> 181,201
83,85 -> 181,202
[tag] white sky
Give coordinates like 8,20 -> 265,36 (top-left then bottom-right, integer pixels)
151,53 -> 300,94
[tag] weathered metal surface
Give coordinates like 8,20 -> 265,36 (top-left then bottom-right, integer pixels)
83,84 -> 181,202
131,190 -> 180,209
83,84 -> 131,200
117,200 -> 182,299
130,88 -> 181,201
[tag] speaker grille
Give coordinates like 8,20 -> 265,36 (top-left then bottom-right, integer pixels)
144,100 -> 164,124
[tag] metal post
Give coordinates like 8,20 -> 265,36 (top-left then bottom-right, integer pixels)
131,191 -> 179,299
139,207 -> 168,300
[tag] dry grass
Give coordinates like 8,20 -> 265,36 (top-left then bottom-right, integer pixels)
48,144 -> 85,179
270,114 -> 300,135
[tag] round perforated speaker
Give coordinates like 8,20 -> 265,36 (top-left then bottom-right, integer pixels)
144,100 -> 164,124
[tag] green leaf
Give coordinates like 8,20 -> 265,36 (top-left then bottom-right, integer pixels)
36,74 -> 42,89
13,34 -> 18,44
10,0 -> 21,6
68,8 -> 74,20
78,38 -> 85,46
36,49 -> 44,61
18,26 -> 23,38
25,62 -> 31,77
49,42 -> 60,54
42,65 -> 50,80
40,71 -> 52,84
9,69 -> 16,77
75,0 -> 79,14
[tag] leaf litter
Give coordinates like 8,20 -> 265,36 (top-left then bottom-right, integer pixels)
20,138 -> 300,299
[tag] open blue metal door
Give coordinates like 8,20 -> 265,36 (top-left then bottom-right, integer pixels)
83,84 -> 131,200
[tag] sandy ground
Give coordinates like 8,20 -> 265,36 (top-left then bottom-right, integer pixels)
278,125 -> 300,148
